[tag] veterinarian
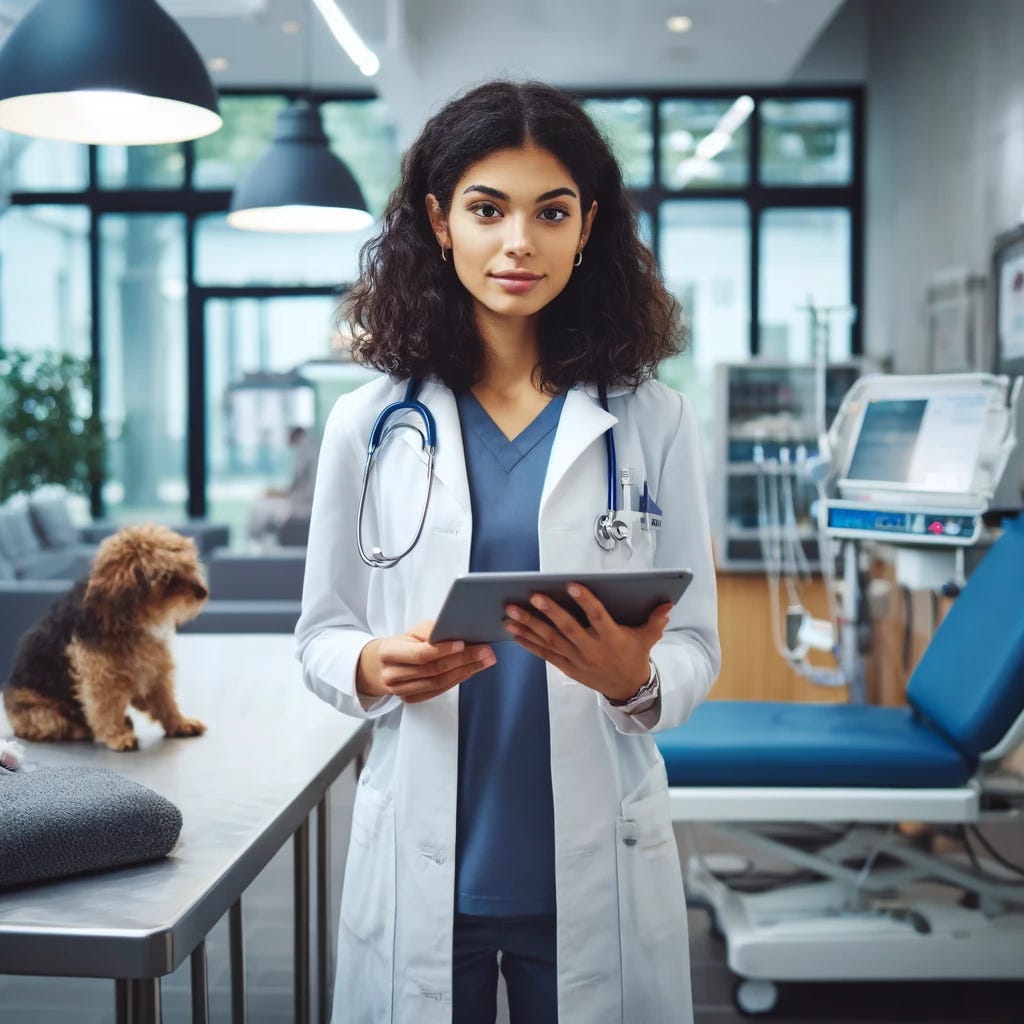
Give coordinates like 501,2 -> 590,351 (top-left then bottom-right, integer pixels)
295,81 -> 719,1024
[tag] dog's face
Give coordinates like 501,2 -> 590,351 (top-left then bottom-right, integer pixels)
85,524 -> 209,631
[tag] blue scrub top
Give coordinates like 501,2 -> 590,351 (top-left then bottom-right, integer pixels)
454,389 -> 566,917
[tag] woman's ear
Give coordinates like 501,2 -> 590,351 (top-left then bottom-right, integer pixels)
425,194 -> 450,249
580,200 -> 598,250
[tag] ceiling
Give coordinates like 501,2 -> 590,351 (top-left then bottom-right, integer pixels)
0,0 -> 852,143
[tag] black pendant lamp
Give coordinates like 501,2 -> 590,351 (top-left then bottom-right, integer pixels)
0,0 -> 221,145
227,98 -> 373,233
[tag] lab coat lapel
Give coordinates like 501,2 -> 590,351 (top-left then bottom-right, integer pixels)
395,379 -> 470,515
540,384 -> 618,516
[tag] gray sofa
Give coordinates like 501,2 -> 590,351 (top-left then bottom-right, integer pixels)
0,497 -> 95,581
206,548 -> 307,602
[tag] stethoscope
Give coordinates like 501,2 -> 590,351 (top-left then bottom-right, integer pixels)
356,379 -> 634,568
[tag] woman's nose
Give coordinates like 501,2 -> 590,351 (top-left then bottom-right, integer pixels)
503,215 -> 534,259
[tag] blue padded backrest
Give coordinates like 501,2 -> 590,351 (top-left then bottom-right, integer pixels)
908,517 -> 1024,756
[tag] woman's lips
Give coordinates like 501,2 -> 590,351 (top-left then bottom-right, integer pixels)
491,273 -> 543,294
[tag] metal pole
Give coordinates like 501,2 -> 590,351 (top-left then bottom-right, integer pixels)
115,979 -> 129,1024
126,978 -> 161,1024
191,939 -> 210,1024
230,898 -> 246,1024
295,817 -> 311,1024
316,793 -> 332,1023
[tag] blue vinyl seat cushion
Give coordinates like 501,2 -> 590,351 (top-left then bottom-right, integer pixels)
656,701 -> 973,788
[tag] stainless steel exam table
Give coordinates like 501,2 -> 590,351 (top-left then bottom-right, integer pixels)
0,634 -> 369,1024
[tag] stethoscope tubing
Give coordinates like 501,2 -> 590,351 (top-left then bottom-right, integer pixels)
357,378 -> 621,568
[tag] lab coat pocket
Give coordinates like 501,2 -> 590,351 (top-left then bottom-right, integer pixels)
340,776 -> 396,945
616,771 -> 686,947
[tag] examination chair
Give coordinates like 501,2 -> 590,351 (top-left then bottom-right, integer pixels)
656,517 -> 1024,1016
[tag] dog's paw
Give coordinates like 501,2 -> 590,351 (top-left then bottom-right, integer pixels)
168,717 -> 206,738
105,732 -> 139,752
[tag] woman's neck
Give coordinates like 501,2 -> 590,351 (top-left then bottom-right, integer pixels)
473,305 -> 542,398
468,307 -> 554,439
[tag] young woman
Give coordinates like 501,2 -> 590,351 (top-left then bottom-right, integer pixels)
296,80 -> 720,1024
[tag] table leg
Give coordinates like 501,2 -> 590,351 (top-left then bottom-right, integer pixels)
191,939 -> 210,1024
126,978 -> 161,1024
295,816 -> 311,1024
115,978 -> 129,1024
316,792 -> 332,1024
230,898 -> 246,1024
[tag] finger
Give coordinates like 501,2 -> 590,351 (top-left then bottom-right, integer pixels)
639,602 -> 674,640
505,599 -> 578,654
384,645 -> 493,685
396,652 -> 496,701
526,593 -> 591,646
507,630 -> 577,677
387,635 -> 468,667
565,583 -> 617,635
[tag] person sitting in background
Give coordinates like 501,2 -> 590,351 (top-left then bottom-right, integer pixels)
247,426 -> 319,547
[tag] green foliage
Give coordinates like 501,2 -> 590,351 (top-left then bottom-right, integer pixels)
0,347 -> 105,502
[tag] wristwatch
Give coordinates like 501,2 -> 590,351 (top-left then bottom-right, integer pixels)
608,662 -> 661,715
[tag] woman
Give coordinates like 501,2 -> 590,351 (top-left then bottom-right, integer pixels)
296,80 -> 720,1024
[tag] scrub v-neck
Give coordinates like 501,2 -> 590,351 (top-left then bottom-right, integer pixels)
458,390 -> 566,475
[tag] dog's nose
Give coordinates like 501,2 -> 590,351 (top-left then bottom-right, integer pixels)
193,582 -> 209,601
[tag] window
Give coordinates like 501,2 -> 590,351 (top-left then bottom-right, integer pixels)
0,206 -> 90,357
659,201 -> 750,431
759,208 -> 853,362
99,214 -> 187,521
760,98 -> 853,186
660,98 -> 752,191
97,144 -> 186,189
583,98 -> 653,190
1,131 -> 87,190
195,213 -> 371,287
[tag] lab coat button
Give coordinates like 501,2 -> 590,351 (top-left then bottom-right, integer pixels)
623,836 -> 638,847
434,849 -> 445,864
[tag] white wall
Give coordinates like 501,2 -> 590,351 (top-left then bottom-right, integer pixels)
862,0 -> 1024,372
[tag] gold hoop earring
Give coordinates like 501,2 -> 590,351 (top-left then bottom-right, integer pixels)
574,250 -> 583,268
440,245 -> 448,263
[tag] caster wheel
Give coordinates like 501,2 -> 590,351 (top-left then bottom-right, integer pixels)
734,978 -> 778,1016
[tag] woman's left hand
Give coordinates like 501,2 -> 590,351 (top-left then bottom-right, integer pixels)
502,583 -> 673,702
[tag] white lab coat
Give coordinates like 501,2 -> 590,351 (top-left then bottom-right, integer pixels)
296,375 -> 720,1024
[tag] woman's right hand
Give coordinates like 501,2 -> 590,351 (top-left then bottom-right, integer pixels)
356,620 -> 496,704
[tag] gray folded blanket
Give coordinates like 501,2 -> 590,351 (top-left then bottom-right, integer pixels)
0,766 -> 182,889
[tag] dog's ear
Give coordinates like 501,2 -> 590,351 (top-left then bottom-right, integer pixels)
84,558 -> 149,631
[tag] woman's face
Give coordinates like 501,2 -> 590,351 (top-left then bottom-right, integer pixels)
426,144 -> 596,326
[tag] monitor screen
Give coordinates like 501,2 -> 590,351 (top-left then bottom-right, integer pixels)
846,394 -> 988,492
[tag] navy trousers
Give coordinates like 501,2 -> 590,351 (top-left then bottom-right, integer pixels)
452,913 -> 558,1024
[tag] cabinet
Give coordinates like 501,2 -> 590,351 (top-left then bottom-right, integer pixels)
712,361 -> 863,572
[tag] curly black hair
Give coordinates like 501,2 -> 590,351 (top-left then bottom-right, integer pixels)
343,80 -> 685,394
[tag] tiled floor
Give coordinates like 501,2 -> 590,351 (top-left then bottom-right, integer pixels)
2,766 -> 1023,1023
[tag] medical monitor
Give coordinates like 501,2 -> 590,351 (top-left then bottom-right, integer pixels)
842,391 -> 989,496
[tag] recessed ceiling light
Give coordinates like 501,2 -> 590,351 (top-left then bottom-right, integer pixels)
282,20 -> 300,34
207,56 -> 229,72
666,15 -> 693,33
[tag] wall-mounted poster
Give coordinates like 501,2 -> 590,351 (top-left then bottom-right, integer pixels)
994,224 -> 1024,376
925,267 -> 986,373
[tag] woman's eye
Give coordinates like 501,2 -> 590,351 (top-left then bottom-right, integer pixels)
471,203 -> 501,219
539,207 -> 569,223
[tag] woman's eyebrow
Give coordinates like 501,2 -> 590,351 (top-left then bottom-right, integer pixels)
461,184 -> 579,202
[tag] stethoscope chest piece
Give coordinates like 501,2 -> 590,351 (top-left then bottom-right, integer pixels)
594,511 -> 631,553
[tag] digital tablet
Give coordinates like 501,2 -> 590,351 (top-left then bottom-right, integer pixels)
429,569 -> 693,644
